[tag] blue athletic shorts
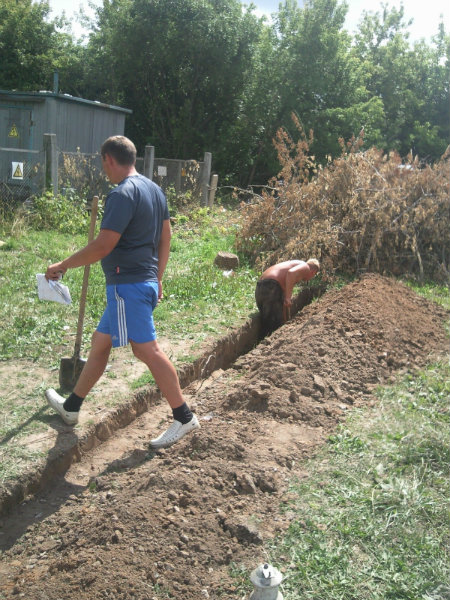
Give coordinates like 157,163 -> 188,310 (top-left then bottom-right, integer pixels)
96,281 -> 159,347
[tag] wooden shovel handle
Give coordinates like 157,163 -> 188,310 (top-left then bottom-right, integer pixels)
73,196 -> 99,358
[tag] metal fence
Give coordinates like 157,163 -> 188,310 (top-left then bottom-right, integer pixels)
0,147 -> 45,210
58,150 -> 111,199
57,146 -> 212,204
152,158 -> 204,198
0,136 -> 212,208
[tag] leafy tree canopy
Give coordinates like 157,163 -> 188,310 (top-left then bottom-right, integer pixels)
82,0 -> 262,161
0,0 -> 74,91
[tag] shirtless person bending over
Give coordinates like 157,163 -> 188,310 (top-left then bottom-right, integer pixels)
255,259 -> 320,337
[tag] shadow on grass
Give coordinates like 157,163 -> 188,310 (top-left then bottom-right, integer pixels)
0,406 -> 54,446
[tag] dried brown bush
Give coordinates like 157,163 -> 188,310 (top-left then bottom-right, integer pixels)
236,114 -> 450,282
59,150 -> 110,200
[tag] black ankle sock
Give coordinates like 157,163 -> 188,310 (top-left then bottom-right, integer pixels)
63,392 -> 85,412
172,403 -> 193,425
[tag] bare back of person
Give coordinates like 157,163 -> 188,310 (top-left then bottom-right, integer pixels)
256,258 -> 319,337
260,260 -> 307,292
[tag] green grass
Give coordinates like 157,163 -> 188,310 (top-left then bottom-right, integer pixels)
0,228 -> 105,361
130,371 -> 155,389
154,217 -> 257,341
405,280 -> 450,310
250,361 -> 450,600
0,206 -> 256,363
0,380 -> 55,482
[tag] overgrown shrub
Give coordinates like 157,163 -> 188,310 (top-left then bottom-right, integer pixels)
59,150 -> 110,199
163,161 -> 203,216
236,115 -> 450,282
28,192 -> 100,235
166,184 -> 198,217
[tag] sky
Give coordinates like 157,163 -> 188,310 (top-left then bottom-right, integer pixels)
47,0 -> 449,42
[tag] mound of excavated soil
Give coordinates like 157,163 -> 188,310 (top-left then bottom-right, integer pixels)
0,275 -> 448,599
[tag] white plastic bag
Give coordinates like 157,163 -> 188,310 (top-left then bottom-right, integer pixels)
36,273 -> 72,305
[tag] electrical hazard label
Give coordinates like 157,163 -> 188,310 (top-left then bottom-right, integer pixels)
8,124 -> 19,138
12,162 -> 24,179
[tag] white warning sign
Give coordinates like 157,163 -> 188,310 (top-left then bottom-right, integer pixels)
12,162 -> 24,179
157,165 -> 167,176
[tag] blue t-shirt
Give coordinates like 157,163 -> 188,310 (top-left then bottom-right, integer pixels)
100,174 -> 170,285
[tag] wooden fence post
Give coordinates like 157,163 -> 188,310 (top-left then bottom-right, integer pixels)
208,173 -> 218,207
44,133 -> 58,195
201,152 -> 212,206
144,145 -> 155,180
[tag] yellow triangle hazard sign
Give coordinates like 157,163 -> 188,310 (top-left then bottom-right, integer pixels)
13,163 -> 23,178
8,124 -> 19,138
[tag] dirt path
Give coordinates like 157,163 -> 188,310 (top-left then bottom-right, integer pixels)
0,274 -> 448,600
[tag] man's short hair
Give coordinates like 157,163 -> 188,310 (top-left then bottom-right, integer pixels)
307,258 -> 320,272
101,136 -> 136,166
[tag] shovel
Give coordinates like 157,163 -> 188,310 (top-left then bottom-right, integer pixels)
59,195 -> 99,391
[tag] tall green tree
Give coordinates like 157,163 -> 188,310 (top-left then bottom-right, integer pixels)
231,0 -> 448,184
83,0 -> 261,161
273,0 -> 372,161
0,0 -> 73,91
352,4 -> 450,160
226,0 -> 371,184
218,18 -> 280,184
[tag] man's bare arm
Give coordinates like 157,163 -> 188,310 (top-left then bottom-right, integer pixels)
45,229 -> 121,280
157,219 -> 172,299
284,263 -> 310,305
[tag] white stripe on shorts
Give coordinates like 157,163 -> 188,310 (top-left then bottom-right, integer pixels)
115,287 -> 128,346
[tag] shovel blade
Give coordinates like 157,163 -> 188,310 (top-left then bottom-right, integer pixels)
59,356 -> 87,392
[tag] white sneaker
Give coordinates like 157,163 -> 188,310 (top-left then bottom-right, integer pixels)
45,389 -> 79,425
150,414 -> 200,449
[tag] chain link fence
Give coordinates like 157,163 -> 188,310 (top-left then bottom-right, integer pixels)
0,148 -> 45,211
58,150 -> 111,200
151,158 -> 204,197
1,138 -> 212,210
58,149 -> 211,203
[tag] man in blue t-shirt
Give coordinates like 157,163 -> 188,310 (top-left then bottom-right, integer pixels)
44,136 -> 199,449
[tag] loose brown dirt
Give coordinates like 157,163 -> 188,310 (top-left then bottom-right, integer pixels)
0,274 -> 448,599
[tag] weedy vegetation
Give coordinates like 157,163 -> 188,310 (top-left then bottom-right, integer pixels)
237,114 -> 450,284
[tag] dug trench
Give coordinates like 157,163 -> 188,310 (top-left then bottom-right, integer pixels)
0,274 -> 448,599
0,285 -> 324,520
